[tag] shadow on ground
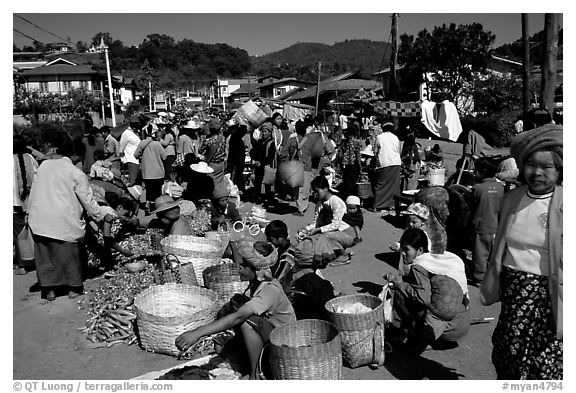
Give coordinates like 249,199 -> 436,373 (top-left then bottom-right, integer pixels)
375,252 -> 400,269
384,350 -> 464,380
352,281 -> 383,297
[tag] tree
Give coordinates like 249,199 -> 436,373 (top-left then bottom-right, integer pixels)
469,73 -> 523,114
91,32 -> 114,48
76,41 -> 89,52
398,23 -> 495,105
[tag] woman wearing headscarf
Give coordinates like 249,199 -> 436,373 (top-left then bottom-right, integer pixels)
13,135 -> 38,275
480,124 -> 562,380
28,130 -> 114,301
372,122 -> 402,212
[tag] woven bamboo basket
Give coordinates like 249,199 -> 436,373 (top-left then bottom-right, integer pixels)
356,182 -> 373,199
324,294 -> 385,369
269,319 -> 342,380
133,284 -> 219,356
161,235 -> 225,286
278,160 -> 305,188
426,168 -> 446,186
232,100 -> 268,131
202,263 -> 249,311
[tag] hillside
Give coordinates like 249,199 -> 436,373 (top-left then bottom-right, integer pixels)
251,39 -> 391,81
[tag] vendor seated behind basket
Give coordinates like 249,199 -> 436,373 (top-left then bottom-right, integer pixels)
266,220 -> 335,321
208,182 -> 242,231
387,228 -> 470,353
147,195 -> 194,237
176,240 -> 296,380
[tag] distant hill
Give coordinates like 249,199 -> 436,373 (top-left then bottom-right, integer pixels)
251,39 -> 391,82
492,28 -> 563,64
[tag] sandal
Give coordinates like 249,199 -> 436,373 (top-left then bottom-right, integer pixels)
329,255 -> 351,267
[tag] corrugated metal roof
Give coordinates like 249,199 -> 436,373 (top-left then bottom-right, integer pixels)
275,87 -> 304,101
21,64 -> 98,76
289,78 -> 382,100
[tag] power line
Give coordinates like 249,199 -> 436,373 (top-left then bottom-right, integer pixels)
14,14 -> 73,45
13,28 -> 46,45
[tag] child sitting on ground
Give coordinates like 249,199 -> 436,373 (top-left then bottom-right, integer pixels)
342,195 -> 364,244
176,240 -> 296,380
265,220 -> 335,321
386,228 -> 470,353
391,203 -> 432,276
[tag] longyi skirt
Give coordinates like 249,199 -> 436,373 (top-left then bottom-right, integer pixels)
33,233 -> 83,288
492,266 -> 563,380
373,165 -> 401,209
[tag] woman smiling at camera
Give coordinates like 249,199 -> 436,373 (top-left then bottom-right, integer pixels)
481,124 -> 563,380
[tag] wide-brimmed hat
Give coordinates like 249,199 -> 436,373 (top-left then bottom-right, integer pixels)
360,145 -> 374,157
183,119 -> 201,129
152,195 -> 181,214
190,161 -> 214,174
127,185 -> 143,201
401,202 -> 430,221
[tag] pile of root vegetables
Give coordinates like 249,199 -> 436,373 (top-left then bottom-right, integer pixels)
80,264 -> 155,348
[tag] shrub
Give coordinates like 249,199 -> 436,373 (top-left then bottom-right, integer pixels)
460,111 -> 517,147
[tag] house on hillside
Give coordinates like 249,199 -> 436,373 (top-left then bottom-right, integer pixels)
18,58 -> 102,95
257,75 -> 281,84
216,77 -> 259,99
258,78 -> 314,99
288,72 -> 383,108
113,75 -> 138,105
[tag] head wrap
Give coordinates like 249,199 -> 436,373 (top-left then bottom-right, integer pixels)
510,124 -> 563,171
212,182 -> 230,200
238,241 -> 278,271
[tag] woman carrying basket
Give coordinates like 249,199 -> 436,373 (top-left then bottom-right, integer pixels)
176,241 -> 295,380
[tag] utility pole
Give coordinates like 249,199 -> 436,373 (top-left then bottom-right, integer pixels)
522,14 -> 530,117
100,80 -> 106,126
99,37 -> 116,127
541,13 -> 558,114
390,13 -> 399,129
315,60 -> 322,117
148,80 -> 152,112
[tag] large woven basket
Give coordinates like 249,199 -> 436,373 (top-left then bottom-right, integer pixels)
161,235 -> 225,286
324,294 -> 385,369
232,100 -> 268,131
269,319 -> 342,380
133,284 -> 219,356
202,263 -> 249,311
278,160 -> 305,188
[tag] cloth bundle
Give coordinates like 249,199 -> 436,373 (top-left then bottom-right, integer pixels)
331,302 -> 372,314
294,234 -> 339,269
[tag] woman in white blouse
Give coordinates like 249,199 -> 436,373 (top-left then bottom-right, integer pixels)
299,176 -> 356,266
481,124 -> 562,380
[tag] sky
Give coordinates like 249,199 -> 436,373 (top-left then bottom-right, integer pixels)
12,11 -> 563,57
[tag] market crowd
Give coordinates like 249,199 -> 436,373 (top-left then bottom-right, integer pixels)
13,106 -> 562,380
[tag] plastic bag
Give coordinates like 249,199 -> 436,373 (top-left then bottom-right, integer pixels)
17,224 -> 34,261
378,283 -> 394,326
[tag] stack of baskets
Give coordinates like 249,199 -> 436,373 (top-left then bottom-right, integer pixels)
202,263 -> 249,311
134,284 -> 219,356
324,294 -> 386,369
161,235 -> 225,286
269,319 -> 342,380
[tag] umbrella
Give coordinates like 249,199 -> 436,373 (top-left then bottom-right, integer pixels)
110,121 -> 130,139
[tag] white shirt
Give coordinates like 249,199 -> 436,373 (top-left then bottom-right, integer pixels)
118,128 -> 141,164
375,132 -> 402,168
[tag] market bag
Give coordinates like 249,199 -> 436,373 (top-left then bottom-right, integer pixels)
378,283 -> 394,327
17,224 -> 34,261
154,254 -> 199,286
262,165 -> 277,185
